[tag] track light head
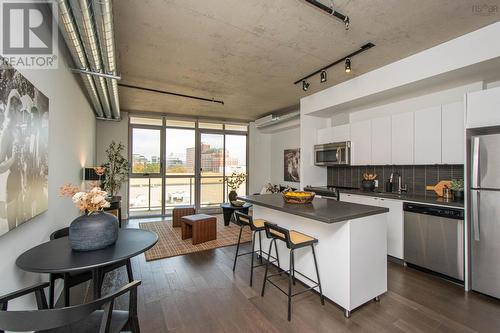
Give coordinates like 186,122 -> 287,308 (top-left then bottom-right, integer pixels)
344,16 -> 350,30
345,58 -> 351,73
320,70 -> 327,83
302,80 -> 310,91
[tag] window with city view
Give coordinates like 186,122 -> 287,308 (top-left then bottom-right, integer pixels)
128,118 -> 247,217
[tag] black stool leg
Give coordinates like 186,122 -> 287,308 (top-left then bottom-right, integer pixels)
288,249 -> 294,321
261,239 -> 274,297
258,230 -> 263,264
291,249 -> 296,285
233,226 -> 243,271
311,244 -> 325,305
275,239 -> 281,274
250,230 -> 257,286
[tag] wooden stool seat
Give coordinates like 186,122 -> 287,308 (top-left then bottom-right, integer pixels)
181,214 -> 217,245
172,206 -> 196,227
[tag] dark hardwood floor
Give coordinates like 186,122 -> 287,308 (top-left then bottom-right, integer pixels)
101,218 -> 500,333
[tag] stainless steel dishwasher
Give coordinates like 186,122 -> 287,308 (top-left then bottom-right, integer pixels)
403,202 -> 464,281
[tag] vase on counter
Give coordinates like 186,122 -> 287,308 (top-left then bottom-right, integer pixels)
452,189 -> 464,201
361,180 -> 376,192
69,211 -> 119,251
228,190 -> 238,203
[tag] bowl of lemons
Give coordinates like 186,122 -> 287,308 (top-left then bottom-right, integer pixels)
282,191 -> 315,204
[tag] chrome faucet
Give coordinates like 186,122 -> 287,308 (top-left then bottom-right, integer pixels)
390,172 -> 408,194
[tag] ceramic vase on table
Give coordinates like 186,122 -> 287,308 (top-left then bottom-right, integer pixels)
361,180 -> 376,192
69,211 -> 119,251
228,190 -> 238,203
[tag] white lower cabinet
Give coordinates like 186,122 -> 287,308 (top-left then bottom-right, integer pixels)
340,193 -> 404,259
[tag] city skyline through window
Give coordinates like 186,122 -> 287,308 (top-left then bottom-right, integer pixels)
129,119 -> 247,216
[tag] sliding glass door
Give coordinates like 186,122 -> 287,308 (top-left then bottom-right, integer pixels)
128,117 -> 247,217
199,132 -> 225,208
164,126 -> 196,214
129,127 -> 163,216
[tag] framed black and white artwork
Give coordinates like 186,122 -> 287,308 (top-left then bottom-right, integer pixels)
284,149 -> 300,182
0,60 -> 49,236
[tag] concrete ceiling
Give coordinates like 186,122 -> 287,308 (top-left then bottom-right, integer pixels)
114,0 -> 500,122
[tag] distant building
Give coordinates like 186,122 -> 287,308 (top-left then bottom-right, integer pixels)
132,154 -> 148,165
151,155 -> 160,164
185,143 -> 239,173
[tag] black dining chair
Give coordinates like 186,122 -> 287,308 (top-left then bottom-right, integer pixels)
0,280 -> 141,333
49,227 -> 135,308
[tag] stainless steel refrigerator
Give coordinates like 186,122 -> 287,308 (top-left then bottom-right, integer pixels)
469,129 -> 500,298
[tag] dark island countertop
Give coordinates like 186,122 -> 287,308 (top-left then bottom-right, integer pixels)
238,194 -> 388,224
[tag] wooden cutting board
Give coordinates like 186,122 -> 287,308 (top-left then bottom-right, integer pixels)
426,180 -> 452,197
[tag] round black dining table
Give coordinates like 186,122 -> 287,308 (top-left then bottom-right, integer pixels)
16,229 -> 158,300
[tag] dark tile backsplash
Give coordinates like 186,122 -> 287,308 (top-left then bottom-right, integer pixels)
327,165 -> 464,196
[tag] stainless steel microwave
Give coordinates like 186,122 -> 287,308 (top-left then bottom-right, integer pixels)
314,141 -> 351,166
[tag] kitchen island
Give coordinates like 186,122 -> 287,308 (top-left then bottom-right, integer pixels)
238,194 -> 389,317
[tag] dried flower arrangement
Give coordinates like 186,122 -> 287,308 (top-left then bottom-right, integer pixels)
225,172 -> 246,191
94,166 -> 106,177
59,183 -> 110,214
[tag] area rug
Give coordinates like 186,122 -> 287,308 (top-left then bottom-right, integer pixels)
139,216 -> 252,261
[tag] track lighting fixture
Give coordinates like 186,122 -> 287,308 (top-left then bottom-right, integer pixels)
320,70 -> 327,83
345,58 -> 351,73
304,0 -> 350,30
293,43 -> 374,86
302,80 -> 310,91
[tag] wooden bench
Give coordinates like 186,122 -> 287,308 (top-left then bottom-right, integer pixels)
181,214 -> 217,245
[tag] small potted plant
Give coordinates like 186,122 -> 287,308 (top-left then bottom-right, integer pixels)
450,179 -> 464,201
59,184 -> 118,251
225,172 -> 246,204
361,173 -> 377,192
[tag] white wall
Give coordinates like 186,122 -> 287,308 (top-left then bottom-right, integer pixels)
96,112 -> 129,218
349,82 -> 483,122
249,122 -> 300,193
0,52 -> 96,308
270,126 -> 300,188
302,21 -> 500,116
248,123 -> 270,194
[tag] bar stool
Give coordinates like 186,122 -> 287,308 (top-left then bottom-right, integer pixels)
261,222 -> 324,321
232,212 -> 281,286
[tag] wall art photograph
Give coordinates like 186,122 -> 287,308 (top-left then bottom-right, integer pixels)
284,148 -> 300,182
0,59 -> 49,237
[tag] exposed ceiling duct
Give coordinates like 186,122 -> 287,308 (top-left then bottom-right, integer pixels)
92,0 -> 120,119
58,0 -> 104,118
57,0 -> 121,120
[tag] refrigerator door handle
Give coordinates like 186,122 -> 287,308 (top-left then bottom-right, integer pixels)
472,190 -> 480,241
472,136 -> 480,188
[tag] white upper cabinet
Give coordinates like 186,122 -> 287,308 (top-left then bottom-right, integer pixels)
414,106 -> 442,164
350,120 -> 372,165
317,127 -> 333,144
371,116 -> 392,165
316,124 -> 351,144
466,86 -> 500,129
391,112 -> 414,165
442,101 -> 465,164
332,124 -> 350,142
